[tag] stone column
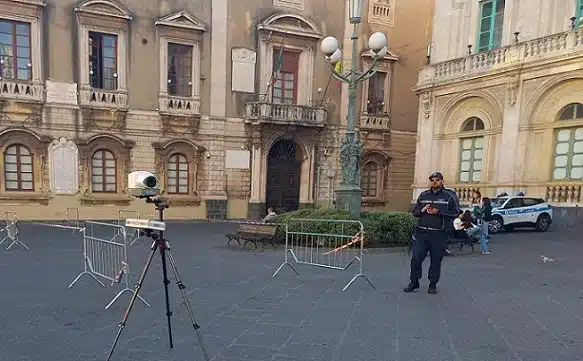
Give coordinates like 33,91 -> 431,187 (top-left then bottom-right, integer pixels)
495,76 -> 521,195
204,0 -> 228,220
299,145 -> 316,206
248,143 -> 265,219
412,92 -> 436,200
210,0 -> 228,117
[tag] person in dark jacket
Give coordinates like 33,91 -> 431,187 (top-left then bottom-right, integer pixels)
404,172 -> 459,294
479,197 -> 493,254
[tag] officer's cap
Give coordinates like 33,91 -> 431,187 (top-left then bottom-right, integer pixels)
429,171 -> 443,180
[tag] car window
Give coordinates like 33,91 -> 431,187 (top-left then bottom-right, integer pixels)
491,198 -> 507,208
505,198 -> 524,209
522,198 -> 544,207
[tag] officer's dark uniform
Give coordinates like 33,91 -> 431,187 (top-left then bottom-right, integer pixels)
404,172 -> 459,294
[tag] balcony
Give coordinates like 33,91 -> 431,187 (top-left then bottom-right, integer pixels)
360,113 -> 390,131
158,94 -> 201,117
546,183 -> 582,204
244,102 -> 326,127
79,87 -> 128,110
416,28 -> 583,89
0,79 -> 44,103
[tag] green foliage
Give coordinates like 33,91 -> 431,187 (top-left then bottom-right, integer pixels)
268,208 -> 416,247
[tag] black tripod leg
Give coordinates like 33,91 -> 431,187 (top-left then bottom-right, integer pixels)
106,240 -> 159,361
166,249 -> 211,361
159,241 -> 174,348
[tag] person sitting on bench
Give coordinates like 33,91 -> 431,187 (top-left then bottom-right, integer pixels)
263,208 -> 278,223
453,210 -> 480,239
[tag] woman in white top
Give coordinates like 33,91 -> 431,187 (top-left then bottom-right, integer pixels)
453,210 -> 481,239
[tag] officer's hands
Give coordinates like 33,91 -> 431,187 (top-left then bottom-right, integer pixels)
427,207 -> 439,215
421,204 -> 430,212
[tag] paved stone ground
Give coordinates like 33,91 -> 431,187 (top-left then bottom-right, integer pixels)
1,221 -> 583,361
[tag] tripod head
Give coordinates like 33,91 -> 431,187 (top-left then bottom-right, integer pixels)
140,195 -> 170,211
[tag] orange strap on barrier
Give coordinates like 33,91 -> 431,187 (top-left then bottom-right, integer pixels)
322,231 -> 363,255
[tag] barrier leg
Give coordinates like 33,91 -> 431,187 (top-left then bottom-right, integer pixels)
69,256 -> 106,288
4,222 -> 27,250
69,271 -> 106,288
342,257 -> 376,292
6,237 -> 28,250
342,273 -> 376,292
105,288 -> 150,310
272,249 -> 299,277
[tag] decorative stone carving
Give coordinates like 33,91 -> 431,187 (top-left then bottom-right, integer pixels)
74,0 -> 132,20
231,48 -> 256,93
506,76 -> 520,106
76,135 -> 134,205
154,10 -> 207,31
49,137 -> 79,194
160,114 -> 200,136
152,139 -> 204,206
421,92 -> 432,118
81,107 -> 127,132
24,103 -> 43,126
245,123 -> 263,149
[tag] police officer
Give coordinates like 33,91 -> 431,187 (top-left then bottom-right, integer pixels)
404,171 -> 459,294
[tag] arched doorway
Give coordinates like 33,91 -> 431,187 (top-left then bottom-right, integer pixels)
266,139 -> 301,212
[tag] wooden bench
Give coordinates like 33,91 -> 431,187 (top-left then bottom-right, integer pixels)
226,223 -> 279,250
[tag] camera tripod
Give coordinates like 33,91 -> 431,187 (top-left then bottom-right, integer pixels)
105,197 -> 210,361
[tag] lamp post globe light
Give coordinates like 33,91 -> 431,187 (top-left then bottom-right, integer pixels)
320,0 -> 387,216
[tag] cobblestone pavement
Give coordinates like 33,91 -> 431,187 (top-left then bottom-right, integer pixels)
1,221 -> 582,361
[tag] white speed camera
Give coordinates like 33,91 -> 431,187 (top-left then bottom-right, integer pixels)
127,171 -> 160,198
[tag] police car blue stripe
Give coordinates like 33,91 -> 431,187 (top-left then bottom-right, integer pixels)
493,206 -> 552,216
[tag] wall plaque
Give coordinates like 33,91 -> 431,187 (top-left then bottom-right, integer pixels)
225,149 -> 250,169
46,81 -> 78,105
231,48 -> 256,93
49,137 -> 79,194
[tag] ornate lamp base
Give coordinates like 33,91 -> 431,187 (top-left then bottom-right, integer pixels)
335,187 -> 363,217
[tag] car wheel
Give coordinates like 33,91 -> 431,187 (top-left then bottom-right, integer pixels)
489,216 -> 503,234
535,214 -> 551,232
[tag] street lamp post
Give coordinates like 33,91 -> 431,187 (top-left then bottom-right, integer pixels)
320,0 -> 388,217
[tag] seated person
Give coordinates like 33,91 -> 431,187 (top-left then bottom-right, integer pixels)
453,210 -> 480,239
263,207 -> 277,223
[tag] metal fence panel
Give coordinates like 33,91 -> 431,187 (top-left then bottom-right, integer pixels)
69,221 -> 150,310
0,212 -> 27,250
272,218 -> 375,291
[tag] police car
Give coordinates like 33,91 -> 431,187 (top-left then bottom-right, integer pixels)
488,196 -> 553,234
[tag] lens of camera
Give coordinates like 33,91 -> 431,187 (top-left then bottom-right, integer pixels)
143,176 -> 158,187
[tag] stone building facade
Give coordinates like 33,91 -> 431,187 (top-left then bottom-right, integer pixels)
0,0 -> 431,221
413,0 -> 583,216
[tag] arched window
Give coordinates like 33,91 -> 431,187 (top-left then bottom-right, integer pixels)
459,117 -> 485,183
461,117 -> 485,132
552,103 -> 583,180
91,149 -> 117,192
558,103 -> 583,121
361,162 -> 378,197
4,144 -> 33,191
167,153 -> 189,194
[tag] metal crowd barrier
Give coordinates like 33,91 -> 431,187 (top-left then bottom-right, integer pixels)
0,211 -> 28,250
69,221 -> 150,310
117,210 -> 142,246
272,218 -> 375,291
